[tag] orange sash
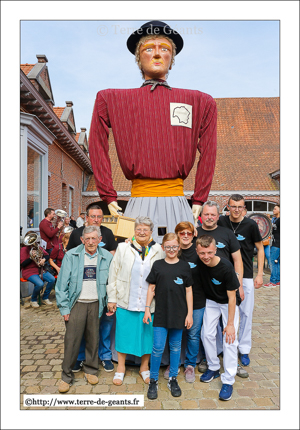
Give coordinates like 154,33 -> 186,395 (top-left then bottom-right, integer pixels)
131,178 -> 184,197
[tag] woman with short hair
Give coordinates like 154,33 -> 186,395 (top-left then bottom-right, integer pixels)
107,216 -> 165,386
174,221 -> 207,383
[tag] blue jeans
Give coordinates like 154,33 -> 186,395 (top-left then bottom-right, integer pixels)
78,311 -> 114,361
270,246 -> 280,283
184,307 -> 205,368
150,327 -> 183,381
27,272 -> 55,302
264,244 -> 270,266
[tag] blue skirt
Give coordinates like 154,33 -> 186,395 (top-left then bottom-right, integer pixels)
115,308 -> 154,357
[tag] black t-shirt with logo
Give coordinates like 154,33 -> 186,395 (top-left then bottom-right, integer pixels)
218,216 -> 262,278
196,225 -> 240,264
198,257 -> 241,305
179,246 -> 206,310
271,217 -> 280,248
146,259 -> 193,329
66,225 -> 117,252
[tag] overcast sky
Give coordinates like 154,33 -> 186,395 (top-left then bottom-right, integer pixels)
21,19 -> 279,135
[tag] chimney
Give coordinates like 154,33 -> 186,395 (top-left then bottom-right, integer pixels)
66,101 -> 73,107
36,55 -> 48,63
81,128 -> 86,132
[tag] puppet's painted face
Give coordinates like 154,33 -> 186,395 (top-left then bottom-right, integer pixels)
139,37 -> 173,80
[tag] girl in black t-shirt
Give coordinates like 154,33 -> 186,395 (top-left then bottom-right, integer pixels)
143,233 -> 193,400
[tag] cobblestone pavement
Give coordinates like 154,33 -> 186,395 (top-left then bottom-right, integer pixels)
20,270 -> 279,410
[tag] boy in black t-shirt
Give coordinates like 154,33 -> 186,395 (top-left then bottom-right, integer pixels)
196,235 -> 240,401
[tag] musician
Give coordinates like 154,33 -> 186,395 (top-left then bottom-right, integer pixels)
49,232 -> 72,275
39,208 -> 63,254
20,231 -> 56,308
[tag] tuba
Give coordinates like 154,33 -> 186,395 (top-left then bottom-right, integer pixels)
62,226 -> 74,234
23,233 -> 45,268
55,209 -> 68,227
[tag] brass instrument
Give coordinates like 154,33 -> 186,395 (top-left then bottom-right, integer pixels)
62,226 -> 74,234
23,233 -> 45,269
55,209 -> 68,227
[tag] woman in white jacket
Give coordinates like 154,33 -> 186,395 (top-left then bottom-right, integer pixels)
107,216 -> 165,386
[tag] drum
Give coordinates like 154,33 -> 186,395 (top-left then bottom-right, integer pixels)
248,213 -> 272,240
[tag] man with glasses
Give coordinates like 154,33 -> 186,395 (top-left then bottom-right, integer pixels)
56,226 -> 113,393
218,194 -> 264,368
67,204 -> 117,373
196,201 -> 247,377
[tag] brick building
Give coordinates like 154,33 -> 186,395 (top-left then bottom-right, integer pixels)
83,97 -> 280,215
20,55 -> 93,235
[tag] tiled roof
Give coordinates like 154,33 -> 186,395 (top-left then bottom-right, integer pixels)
53,107 -> 65,120
86,97 -> 280,194
20,64 -> 35,75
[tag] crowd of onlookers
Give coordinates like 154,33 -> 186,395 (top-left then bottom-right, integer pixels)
20,196 -> 280,401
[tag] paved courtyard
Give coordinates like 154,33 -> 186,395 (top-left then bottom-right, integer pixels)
20,270 -> 279,410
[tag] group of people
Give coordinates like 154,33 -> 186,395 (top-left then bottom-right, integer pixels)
24,193 -> 273,403
21,19 -> 280,404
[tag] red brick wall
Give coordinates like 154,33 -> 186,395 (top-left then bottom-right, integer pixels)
48,141 -> 83,217
82,194 -> 279,216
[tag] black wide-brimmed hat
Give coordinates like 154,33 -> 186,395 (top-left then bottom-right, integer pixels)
127,20 -> 184,55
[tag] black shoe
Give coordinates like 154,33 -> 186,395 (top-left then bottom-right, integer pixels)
73,360 -> 83,373
167,376 -> 182,397
147,378 -> 158,400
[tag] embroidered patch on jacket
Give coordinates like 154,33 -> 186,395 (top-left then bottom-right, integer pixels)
170,103 -> 192,128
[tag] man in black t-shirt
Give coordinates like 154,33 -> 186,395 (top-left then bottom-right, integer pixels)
197,200 -> 247,377
196,235 -> 240,401
264,204 -> 280,288
67,204 -> 117,373
197,201 -> 243,296
218,194 -> 264,368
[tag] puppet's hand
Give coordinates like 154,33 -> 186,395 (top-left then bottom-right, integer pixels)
108,201 -> 123,216
192,204 -> 202,226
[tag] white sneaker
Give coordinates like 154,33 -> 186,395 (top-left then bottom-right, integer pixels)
42,299 -> 53,306
30,301 -> 39,308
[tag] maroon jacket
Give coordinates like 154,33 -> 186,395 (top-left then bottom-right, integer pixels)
20,246 -> 48,279
39,218 -> 60,249
50,243 -> 66,268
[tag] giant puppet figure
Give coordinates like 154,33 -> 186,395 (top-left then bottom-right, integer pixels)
89,21 -> 217,243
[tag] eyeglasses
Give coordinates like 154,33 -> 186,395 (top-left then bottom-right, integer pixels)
136,228 -> 150,233
229,205 -> 245,211
89,215 -> 103,219
179,231 -> 193,237
164,245 -> 180,251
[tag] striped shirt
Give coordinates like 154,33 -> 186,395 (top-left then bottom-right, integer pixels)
89,84 -> 217,205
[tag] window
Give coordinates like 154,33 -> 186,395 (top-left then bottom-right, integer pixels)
222,200 -> 278,214
69,187 -> 73,216
27,147 -> 42,228
253,201 -> 268,212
